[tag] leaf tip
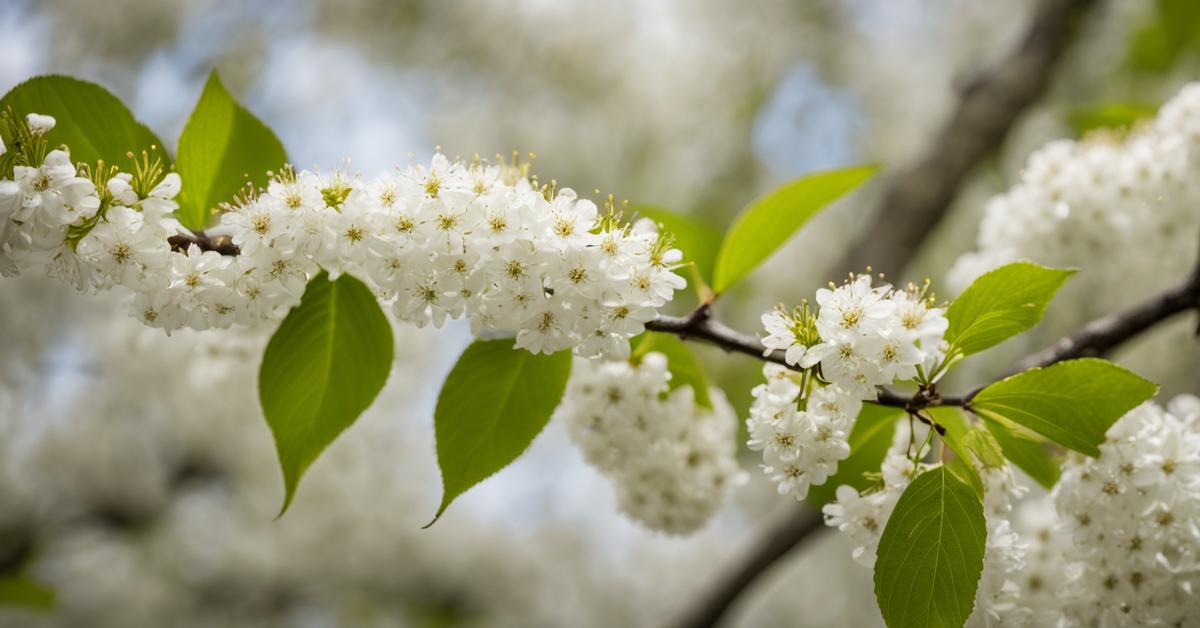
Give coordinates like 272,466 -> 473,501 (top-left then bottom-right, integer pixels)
275,475 -> 299,520
424,499 -> 452,529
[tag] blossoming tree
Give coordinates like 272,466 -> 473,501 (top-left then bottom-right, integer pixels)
1,47 -> 1199,627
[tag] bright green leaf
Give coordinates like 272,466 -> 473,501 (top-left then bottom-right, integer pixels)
633,205 -> 722,287
874,466 -> 987,628
929,407 -> 984,496
711,165 -> 877,293
807,402 -> 901,507
259,271 -> 393,515
0,575 -> 55,611
1067,103 -> 1157,136
928,407 -> 1004,470
981,414 -> 1061,490
1127,0 -> 1200,73
0,75 -> 168,169
631,332 -> 712,409
175,71 -> 288,230
970,358 -> 1158,457
430,339 -> 572,524
946,262 -> 1075,356
945,454 -> 984,499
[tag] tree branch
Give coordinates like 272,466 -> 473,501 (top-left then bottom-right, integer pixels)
667,505 -> 822,628
838,0 -> 1098,280
1014,270 -> 1200,372
167,230 -> 240,256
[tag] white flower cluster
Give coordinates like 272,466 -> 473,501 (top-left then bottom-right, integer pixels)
764,275 -> 949,398
1052,396 -> 1200,627
746,364 -> 861,501
969,465 -> 1031,628
821,417 -> 926,567
0,114 -> 684,357
746,274 -> 949,501
949,82 -> 1200,303
559,353 -> 743,534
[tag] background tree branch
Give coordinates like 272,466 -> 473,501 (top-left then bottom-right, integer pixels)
837,0 -> 1099,280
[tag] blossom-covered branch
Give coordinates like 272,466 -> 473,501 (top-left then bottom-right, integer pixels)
657,271 -> 1199,628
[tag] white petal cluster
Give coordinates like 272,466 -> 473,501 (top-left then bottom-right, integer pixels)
746,363 -> 861,501
805,276 -> 949,398
1052,396 -> 1200,627
821,418 -> 927,567
968,465 -> 1032,628
749,275 -> 948,501
559,353 -> 743,534
949,82 -> 1200,303
1009,497 -> 1076,625
768,275 -> 949,399
968,518 -> 1031,628
0,117 -> 684,357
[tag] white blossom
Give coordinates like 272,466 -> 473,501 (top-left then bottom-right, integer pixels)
0,115 -> 685,358
558,353 -> 743,534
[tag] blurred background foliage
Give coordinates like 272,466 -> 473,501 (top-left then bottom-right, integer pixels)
0,0 -> 1198,626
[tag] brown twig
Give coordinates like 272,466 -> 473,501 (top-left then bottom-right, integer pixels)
1014,271 -> 1200,372
167,230 -> 240,256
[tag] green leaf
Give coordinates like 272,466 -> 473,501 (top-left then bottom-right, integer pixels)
259,271 -> 393,515
1127,0 -> 1200,73
806,402 -> 901,507
0,75 -> 169,169
946,262 -> 1075,356
981,414 -> 1061,490
928,407 -> 984,497
970,358 -> 1158,457
633,205 -> 722,287
0,575 -> 55,611
175,71 -> 288,230
430,339 -> 572,524
711,165 -> 877,293
1067,103 -> 1157,136
631,332 -> 712,409
874,466 -> 987,628
944,454 -> 984,499
928,407 -> 1004,470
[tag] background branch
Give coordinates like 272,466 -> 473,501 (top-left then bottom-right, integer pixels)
837,0 -> 1098,280
667,505 -> 822,628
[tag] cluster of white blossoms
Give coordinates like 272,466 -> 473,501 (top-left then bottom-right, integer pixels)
746,363 -> 861,501
746,274 -> 949,500
1052,395 -> 1200,627
821,417 -> 926,567
764,274 -> 949,398
969,465 -> 1032,628
949,82 -> 1200,302
558,353 -> 743,534
825,396 -> 1200,626
0,113 -> 684,357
